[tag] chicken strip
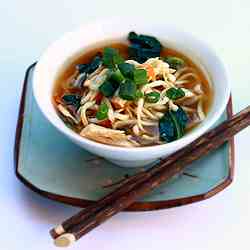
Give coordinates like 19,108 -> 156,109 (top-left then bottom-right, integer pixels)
80,124 -> 135,147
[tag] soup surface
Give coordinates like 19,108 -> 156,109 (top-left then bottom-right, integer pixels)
53,32 -> 213,147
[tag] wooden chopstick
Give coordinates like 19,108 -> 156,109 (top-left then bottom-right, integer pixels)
50,104 -> 248,239
51,105 -> 250,247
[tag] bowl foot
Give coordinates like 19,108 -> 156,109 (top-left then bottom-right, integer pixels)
108,158 -> 158,168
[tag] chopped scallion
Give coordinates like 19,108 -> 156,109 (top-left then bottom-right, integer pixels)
99,80 -> 119,97
96,103 -> 109,120
133,68 -> 148,85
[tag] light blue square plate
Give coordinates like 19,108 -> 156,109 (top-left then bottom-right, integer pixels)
14,63 -> 234,211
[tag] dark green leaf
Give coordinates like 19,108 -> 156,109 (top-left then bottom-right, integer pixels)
99,80 -> 119,97
119,79 -> 137,100
128,44 -> 161,63
145,92 -> 160,103
102,47 -> 124,68
88,55 -> 102,71
128,32 -> 162,63
128,32 -> 162,49
133,68 -> 148,85
118,63 -> 135,79
62,94 -> 81,109
166,87 -> 185,100
159,114 -> 176,142
163,56 -> 185,70
159,107 -> 188,142
175,106 -> 189,128
96,103 -> 109,120
169,111 -> 182,139
128,31 -> 138,41
76,55 -> 102,74
76,64 -> 88,73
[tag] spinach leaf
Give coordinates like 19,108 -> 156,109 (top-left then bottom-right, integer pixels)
102,47 -> 124,69
159,113 -> 176,142
62,94 -> 81,109
159,107 -> 188,142
166,87 -> 185,100
169,111 -> 183,139
175,106 -> 189,128
128,32 -> 162,63
128,32 -> 162,50
128,45 -> 161,64
76,55 -> 102,74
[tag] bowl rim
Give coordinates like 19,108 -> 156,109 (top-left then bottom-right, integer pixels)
33,20 -> 231,154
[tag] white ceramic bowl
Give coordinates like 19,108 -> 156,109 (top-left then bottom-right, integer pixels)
33,21 -> 230,167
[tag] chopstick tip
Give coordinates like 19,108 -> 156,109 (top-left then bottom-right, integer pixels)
54,233 -> 76,247
50,225 -> 65,239
55,225 -> 65,235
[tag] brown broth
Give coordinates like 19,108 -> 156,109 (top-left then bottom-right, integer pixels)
53,43 -> 213,115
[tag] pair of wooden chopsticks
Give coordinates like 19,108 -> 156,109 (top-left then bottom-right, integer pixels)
50,105 -> 250,247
